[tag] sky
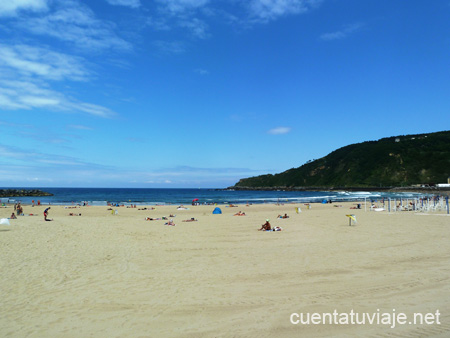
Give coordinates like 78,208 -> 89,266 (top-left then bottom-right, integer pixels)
0,0 -> 449,188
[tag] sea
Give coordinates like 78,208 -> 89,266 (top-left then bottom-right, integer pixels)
0,188 -> 434,206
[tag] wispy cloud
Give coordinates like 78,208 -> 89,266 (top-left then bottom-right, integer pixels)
267,127 -> 291,135
0,143 -> 263,187
147,1 -> 212,39
0,0 -> 48,17
146,0 -> 323,43
320,23 -> 364,41
178,17 -> 209,39
153,40 -> 187,54
0,44 -> 90,81
194,68 -> 209,75
0,1 -> 125,117
16,3 -> 132,52
155,0 -> 210,14
68,124 -> 93,130
105,0 -> 141,9
248,0 -> 321,23
0,78 -> 116,118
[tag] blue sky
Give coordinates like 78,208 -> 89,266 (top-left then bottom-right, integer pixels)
0,0 -> 449,188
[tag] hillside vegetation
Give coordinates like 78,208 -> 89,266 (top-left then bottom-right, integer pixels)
232,131 -> 450,189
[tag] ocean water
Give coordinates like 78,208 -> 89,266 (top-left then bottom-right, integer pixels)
0,188 -> 433,206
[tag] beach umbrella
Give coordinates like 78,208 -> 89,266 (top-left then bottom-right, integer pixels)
0,218 -> 10,225
192,198 -> 199,202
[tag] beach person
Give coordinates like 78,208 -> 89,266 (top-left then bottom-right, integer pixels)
277,213 -> 289,219
259,219 -> 271,231
10,213 -> 17,219
44,207 -> 51,221
234,211 -> 246,216
182,218 -> 197,222
165,219 -> 175,226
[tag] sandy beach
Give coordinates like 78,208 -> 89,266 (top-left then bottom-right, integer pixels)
1,202 -> 449,337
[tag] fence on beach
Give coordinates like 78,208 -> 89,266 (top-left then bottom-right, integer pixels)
375,196 -> 450,214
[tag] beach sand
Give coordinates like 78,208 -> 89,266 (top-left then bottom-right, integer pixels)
1,202 -> 449,337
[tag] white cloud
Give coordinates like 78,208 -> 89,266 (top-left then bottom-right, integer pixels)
0,79 -> 116,118
153,40 -> 187,54
178,18 -> 209,39
72,102 -> 116,118
248,0 -> 321,22
267,127 -> 291,135
0,44 -> 90,81
194,68 -> 209,75
156,0 -> 210,14
0,79 -> 64,110
320,23 -> 364,41
0,0 -> 48,17
68,124 -> 93,130
105,0 -> 141,9
18,5 -> 132,52
147,1 -> 212,39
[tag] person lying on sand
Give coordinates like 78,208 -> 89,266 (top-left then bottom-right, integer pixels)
69,213 -> 82,216
146,217 -> 161,221
182,218 -> 197,222
350,203 -> 362,210
277,213 -> 289,219
234,211 -> 246,216
258,219 -> 271,231
165,219 -> 175,226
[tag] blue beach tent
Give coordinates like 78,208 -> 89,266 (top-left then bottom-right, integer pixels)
212,207 -> 222,214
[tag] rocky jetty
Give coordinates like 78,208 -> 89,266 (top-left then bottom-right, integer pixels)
0,189 -> 53,197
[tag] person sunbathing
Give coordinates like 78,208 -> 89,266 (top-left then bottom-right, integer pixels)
277,213 -> 289,219
182,218 -> 198,222
234,211 -> 246,216
165,219 -> 175,226
258,219 -> 271,231
146,217 -> 161,221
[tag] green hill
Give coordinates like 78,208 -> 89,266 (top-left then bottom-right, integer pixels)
232,131 -> 450,189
